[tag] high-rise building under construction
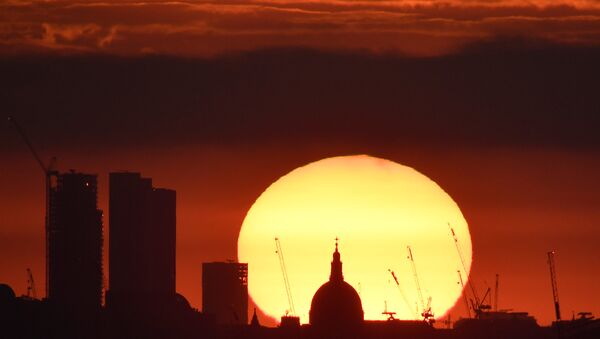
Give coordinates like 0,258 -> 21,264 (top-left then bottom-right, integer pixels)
202,262 -> 248,325
48,171 -> 103,310
106,172 -> 176,314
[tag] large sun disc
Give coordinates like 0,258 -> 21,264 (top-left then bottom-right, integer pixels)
237,155 -> 472,324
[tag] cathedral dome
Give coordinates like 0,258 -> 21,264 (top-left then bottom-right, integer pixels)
309,241 -> 363,330
0,284 -> 16,303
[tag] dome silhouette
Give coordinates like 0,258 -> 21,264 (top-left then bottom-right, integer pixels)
0,284 -> 16,302
174,293 -> 192,310
309,241 -> 363,331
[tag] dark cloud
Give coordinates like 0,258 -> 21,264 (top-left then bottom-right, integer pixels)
1,1 -> 600,56
1,41 -> 599,156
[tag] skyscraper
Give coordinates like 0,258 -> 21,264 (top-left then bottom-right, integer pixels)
106,172 -> 176,314
48,171 -> 103,310
202,262 -> 248,325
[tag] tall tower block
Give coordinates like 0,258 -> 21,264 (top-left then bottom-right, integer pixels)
106,172 -> 176,314
48,172 -> 103,310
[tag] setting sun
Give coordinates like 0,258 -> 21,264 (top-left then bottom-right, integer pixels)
237,155 -> 472,324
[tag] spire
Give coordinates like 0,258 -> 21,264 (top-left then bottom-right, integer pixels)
250,307 -> 260,327
330,237 -> 344,282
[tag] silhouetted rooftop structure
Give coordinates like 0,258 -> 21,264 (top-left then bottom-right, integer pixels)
309,240 -> 364,334
250,308 -> 260,327
0,284 -> 16,302
202,262 -> 248,325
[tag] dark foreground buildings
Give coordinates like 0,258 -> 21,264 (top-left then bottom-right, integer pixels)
2,182 -> 600,339
202,262 -> 249,325
3,241 -> 600,339
48,171 -> 103,311
106,172 -> 177,316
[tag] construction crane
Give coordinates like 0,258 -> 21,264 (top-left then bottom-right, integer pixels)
382,301 -> 396,321
26,268 -> 37,299
449,224 -> 480,306
449,223 -> 491,317
407,246 -> 425,312
494,274 -> 499,312
547,251 -> 561,322
9,116 -> 58,298
274,238 -> 295,316
424,297 -> 434,325
389,269 -> 418,319
479,287 -> 492,312
407,246 -> 434,323
457,270 -> 472,318
7,117 -> 56,174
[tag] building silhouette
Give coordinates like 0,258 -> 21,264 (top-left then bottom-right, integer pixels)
309,240 -> 363,334
106,172 -> 176,315
47,172 -> 103,310
202,262 -> 248,325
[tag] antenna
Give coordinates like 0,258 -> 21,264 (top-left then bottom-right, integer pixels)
26,268 -> 37,299
494,274 -> 499,312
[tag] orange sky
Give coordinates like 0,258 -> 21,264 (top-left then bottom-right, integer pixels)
0,0 -> 599,327
1,0 -> 600,56
1,143 -> 599,326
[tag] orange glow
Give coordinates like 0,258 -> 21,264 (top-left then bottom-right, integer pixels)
237,155 -> 472,323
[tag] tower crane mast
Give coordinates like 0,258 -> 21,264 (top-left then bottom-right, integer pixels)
494,274 -> 499,312
275,238 -> 296,316
457,270 -> 472,318
547,251 -> 561,322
